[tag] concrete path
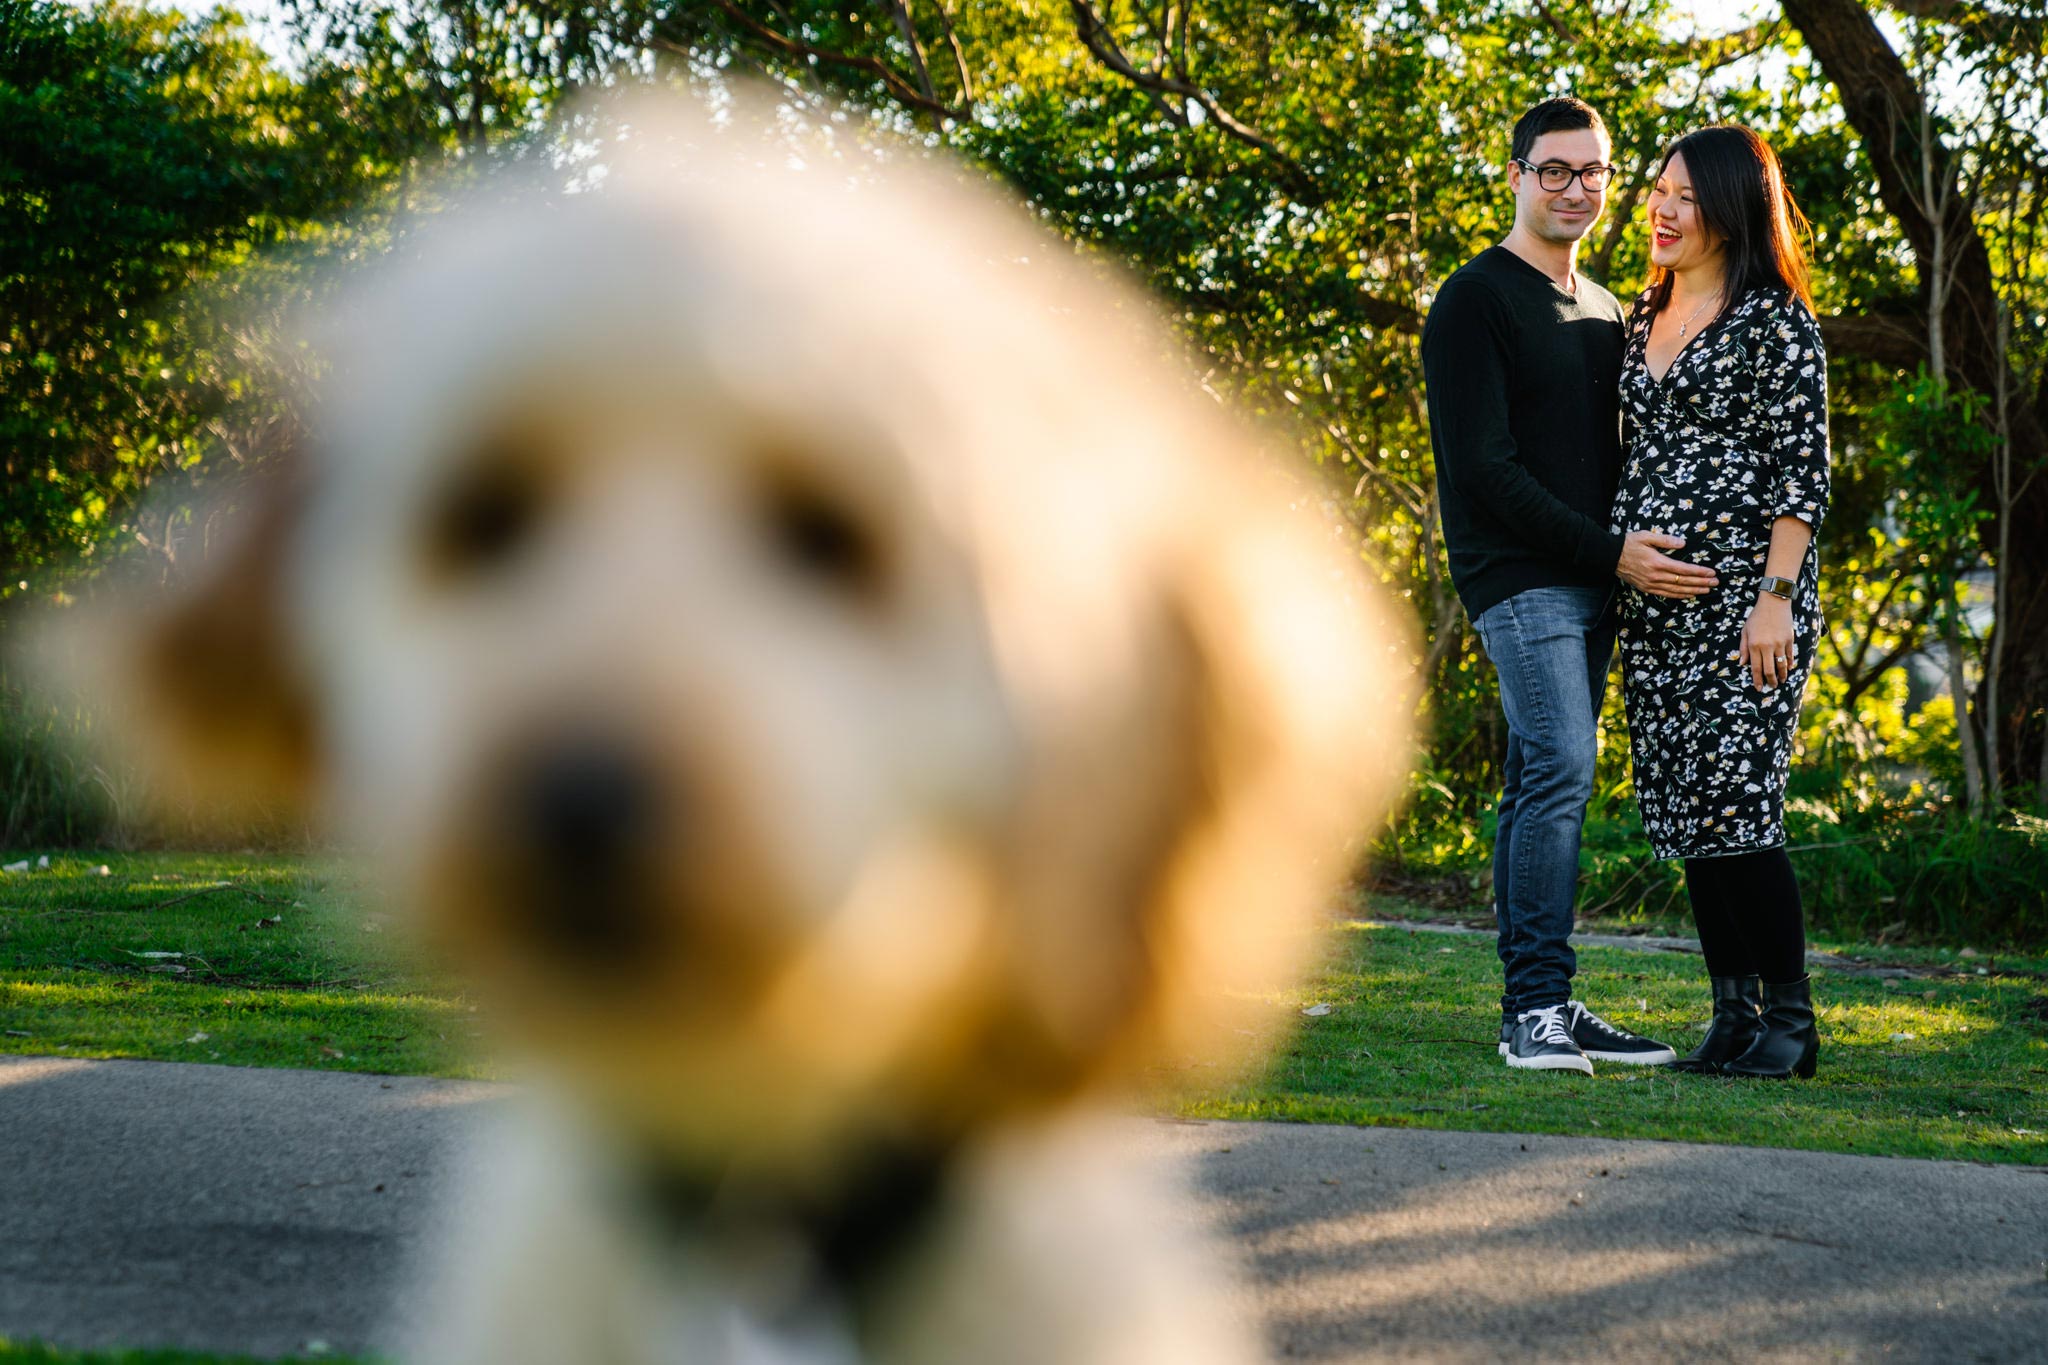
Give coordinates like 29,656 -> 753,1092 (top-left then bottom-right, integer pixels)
2,1055 -> 2044,1363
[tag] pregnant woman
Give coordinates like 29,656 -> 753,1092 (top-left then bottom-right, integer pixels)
1612,125 -> 1830,1079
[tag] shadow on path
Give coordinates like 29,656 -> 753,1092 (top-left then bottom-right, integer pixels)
1169,1119 -> 2048,1362
2,1057 -> 2043,1361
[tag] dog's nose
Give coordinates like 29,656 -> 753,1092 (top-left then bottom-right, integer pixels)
509,741 -> 665,962
523,743 -> 655,867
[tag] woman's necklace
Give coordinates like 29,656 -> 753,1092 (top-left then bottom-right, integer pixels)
1674,288 -> 1723,339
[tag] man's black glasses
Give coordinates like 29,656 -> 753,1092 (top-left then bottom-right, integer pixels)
1512,158 -> 1616,193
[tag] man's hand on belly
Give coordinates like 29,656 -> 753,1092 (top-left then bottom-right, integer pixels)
1618,530 -> 1720,598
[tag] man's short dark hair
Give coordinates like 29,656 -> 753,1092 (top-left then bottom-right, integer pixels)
1510,97 -> 1608,163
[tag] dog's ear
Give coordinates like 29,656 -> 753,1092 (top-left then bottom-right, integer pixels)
973,465 -> 1416,1109
70,467 -> 323,832
1122,481 -> 1416,1075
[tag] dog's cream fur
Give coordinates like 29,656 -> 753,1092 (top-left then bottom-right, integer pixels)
96,94 -> 1412,1364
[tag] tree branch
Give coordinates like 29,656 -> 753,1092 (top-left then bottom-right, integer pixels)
1819,310 -> 1931,371
1687,19 -> 1786,71
881,0 -> 938,107
682,0 -> 969,122
1880,0 -> 2048,46
1187,284 -> 1421,335
928,0 -> 973,102
1781,0 -> 2008,394
1529,0 -> 1576,47
1587,148 -> 1662,285
1066,0 -> 1325,204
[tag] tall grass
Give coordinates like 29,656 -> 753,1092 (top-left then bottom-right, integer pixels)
1,662 -> 305,853
1370,760 -> 2048,950
1,671 -> 119,849
1781,800 -> 2048,946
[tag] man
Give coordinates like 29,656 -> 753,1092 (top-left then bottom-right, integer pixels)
1421,97 -> 1711,1073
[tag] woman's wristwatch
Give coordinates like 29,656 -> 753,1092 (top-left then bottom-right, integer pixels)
1758,575 -> 1796,600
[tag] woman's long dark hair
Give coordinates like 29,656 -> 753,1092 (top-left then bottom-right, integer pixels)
1646,125 -> 1813,316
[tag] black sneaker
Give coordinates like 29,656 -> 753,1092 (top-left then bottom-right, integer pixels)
1503,1005 -> 1593,1074
1567,1000 -> 1677,1065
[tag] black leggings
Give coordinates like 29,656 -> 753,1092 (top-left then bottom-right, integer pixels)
1682,847 -> 1807,984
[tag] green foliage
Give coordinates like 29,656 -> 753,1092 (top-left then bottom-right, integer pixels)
1675,780 -> 2044,950
1864,372 -> 1995,577
1778,782 -> 2048,948
1377,702 -> 2048,950
2,2 -> 330,592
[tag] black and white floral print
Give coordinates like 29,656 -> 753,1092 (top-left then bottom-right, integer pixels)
1610,284 -> 1830,859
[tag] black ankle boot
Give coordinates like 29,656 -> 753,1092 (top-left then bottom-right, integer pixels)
1720,975 -> 1818,1079
1669,975 -> 1763,1074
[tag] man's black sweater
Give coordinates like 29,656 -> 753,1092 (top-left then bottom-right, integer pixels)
1421,245 -> 1627,621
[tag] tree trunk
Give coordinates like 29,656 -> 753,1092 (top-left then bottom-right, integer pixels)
1779,0 -> 2048,792
1941,591 -> 1986,812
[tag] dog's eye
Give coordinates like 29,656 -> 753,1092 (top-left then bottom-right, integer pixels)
761,475 -> 887,601
422,459 -> 544,583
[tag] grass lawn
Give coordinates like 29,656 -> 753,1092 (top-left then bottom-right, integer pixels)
0,1343 -> 369,1365
0,853 -> 484,1078
1169,917 -> 2048,1166
4,853 -> 2045,1168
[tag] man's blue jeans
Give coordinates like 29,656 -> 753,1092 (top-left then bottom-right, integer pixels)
1472,586 -> 1615,1022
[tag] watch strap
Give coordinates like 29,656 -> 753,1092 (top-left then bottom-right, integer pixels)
1759,575 -> 1796,600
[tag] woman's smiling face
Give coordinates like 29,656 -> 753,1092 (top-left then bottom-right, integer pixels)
1647,151 -> 1722,276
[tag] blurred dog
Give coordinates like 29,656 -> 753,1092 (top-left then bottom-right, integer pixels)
87,93 -> 1411,1364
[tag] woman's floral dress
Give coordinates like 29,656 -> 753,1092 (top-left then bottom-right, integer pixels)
1611,284 -> 1830,859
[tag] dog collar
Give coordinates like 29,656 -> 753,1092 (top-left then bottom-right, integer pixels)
634,1135 -> 956,1338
